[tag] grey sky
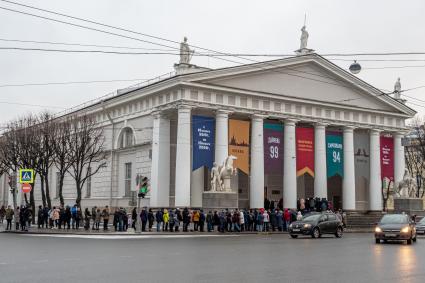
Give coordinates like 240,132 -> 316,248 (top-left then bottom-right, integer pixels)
0,0 -> 424,122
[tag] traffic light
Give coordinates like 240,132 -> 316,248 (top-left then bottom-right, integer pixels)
138,176 -> 149,198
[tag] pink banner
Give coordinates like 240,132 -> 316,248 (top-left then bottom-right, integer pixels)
380,135 -> 394,181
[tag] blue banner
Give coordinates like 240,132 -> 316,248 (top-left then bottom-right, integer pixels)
326,132 -> 343,178
192,115 -> 215,171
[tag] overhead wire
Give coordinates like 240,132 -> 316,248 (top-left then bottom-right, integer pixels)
0,0 -> 423,113
0,78 -> 150,88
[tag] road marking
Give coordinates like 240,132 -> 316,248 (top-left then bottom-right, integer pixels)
21,234 -> 239,240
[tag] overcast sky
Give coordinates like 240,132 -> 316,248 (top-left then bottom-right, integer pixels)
0,0 -> 424,122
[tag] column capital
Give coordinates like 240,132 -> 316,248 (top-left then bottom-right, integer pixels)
314,122 -> 328,128
152,109 -> 166,119
215,109 -> 232,116
369,129 -> 383,135
343,126 -> 356,133
176,103 -> 192,112
251,114 -> 266,121
283,118 -> 299,126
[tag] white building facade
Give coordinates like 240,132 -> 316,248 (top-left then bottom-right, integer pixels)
0,53 -> 416,211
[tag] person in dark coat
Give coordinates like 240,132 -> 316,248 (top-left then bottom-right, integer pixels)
20,206 -> 28,231
65,206 -> 72,229
213,211 -> 219,231
113,209 -> 120,231
122,209 -> 128,231
148,209 -> 154,232
37,205 -> 44,229
270,210 -> 277,232
131,208 -> 137,229
140,208 -> 148,232
155,209 -> 163,232
206,211 -> 213,232
84,208 -> 91,230
182,207 -> 190,232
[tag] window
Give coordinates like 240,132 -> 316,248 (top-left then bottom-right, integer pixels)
328,214 -> 336,221
124,163 -> 132,197
55,172 -> 60,199
86,167 -> 91,198
119,128 -> 135,148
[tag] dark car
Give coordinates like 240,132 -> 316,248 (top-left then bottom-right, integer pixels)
289,212 -> 343,239
416,217 -> 425,236
375,214 -> 417,244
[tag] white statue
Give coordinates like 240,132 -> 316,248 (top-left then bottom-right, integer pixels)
210,162 -> 221,192
396,169 -> 417,198
394,77 -> 401,99
179,36 -> 194,64
300,26 -> 309,50
218,155 -> 237,192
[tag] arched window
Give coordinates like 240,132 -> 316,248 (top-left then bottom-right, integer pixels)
118,127 -> 135,148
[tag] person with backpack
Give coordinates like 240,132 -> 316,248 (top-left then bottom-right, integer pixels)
37,205 -> 44,229
84,208 -> 91,230
256,209 -> 264,232
182,207 -> 190,232
71,204 -> 78,229
162,209 -> 169,232
169,209 -> 175,232
102,206 -> 110,231
148,208 -> 154,232
91,206 -> 97,230
155,209 -> 163,232
206,211 -> 213,232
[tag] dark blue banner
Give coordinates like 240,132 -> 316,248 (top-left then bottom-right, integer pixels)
192,115 -> 215,171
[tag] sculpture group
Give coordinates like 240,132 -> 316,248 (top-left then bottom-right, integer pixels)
210,155 -> 237,192
396,169 -> 418,198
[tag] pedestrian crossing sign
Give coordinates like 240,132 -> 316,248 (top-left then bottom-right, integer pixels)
19,169 -> 34,184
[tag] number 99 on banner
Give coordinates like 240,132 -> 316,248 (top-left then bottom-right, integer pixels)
269,146 -> 279,159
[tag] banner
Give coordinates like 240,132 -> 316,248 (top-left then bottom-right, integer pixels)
296,127 -> 314,177
192,115 -> 215,171
229,119 -> 250,174
326,132 -> 343,178
264,123 -> 283,174
380,135 -> 394,181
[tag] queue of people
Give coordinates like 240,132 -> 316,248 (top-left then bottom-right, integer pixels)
0,198 -> 346,232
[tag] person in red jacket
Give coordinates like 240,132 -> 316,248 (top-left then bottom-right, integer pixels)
284,209 -> 291,231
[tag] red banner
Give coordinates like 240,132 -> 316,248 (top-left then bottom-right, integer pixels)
296,127 -> 315,177
380,135 -> 394,181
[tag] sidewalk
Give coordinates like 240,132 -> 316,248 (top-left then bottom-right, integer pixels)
0,225 -> 373,235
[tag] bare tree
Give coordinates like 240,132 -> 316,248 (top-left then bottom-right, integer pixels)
34,111 -> 56,208
67,115 -> 106,205
52,118 -> 73,206
405,117 -> 425,198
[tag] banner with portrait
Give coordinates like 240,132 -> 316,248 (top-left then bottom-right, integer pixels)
228,119 -> 250,174
296,127 -> 315,177
192,115 -> 215,171
263,122 -> 283,174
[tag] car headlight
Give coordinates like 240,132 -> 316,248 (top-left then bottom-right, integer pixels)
375,227 -> 382,233
401,226 -> 410,233
303,224 -> 311,229
289,223 -> 293,228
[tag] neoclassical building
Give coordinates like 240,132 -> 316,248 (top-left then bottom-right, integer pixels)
0,45 -> 416,212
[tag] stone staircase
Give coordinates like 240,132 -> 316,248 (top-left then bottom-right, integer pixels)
346,212 -> 384,229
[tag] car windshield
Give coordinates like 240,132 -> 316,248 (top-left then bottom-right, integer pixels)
419,218 -> 425,224
379,215 -> 408,224
302,214 -> 321,222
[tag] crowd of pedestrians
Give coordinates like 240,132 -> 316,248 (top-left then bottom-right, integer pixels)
0,197 -> 346,233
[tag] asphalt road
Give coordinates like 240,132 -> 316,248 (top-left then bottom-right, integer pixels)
0,233 -> 424,283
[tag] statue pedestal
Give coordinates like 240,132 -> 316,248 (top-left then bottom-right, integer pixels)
202,191 -> 238,209
394,198 -> 423,214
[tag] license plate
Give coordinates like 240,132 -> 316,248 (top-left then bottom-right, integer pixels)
385,233 -> 397,237
292,229 -> 300,232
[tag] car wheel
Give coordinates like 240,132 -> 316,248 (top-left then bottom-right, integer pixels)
335,227 -> 343,238
290,234 -> 298,239
413,235 -> 417,242
407,238 -> 412,245
375,238 -> 380,244
312,227 -> 320,238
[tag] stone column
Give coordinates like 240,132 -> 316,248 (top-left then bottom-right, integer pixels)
343,127 -> 356,210
394,133 -> 405,185
175,105 -> 192,207
369,129 -> 382,211
150,111 -> 170,207
314,123 -> 327,199
250,115 -> 265,208
283,119 -> 297,209
215,110 -> 229,166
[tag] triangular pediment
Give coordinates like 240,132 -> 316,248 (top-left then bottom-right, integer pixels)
185,55 -> 415,116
